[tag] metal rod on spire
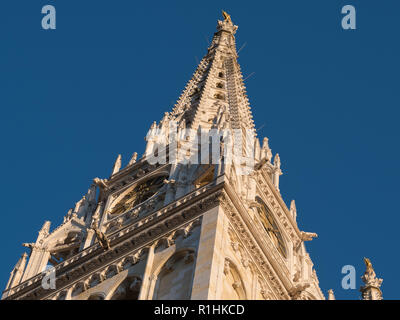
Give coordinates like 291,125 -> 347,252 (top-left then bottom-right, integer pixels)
237,42 -> 247,54
243,72 -> 255,81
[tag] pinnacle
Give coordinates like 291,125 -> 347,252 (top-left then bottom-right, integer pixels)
166,13 -> 254,136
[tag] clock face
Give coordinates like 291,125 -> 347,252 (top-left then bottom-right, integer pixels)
256,198 -> 287,258
110,175 -> 165,215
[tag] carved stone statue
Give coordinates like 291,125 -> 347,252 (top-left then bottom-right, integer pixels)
360,257 -> 383,300
261,137 -> 272,162
290,200 -> 297,221
91,223 -> 111,251
274,153 -> 281,169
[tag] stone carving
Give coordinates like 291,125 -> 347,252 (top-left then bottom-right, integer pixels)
261,137 -> 273,162
360,257 -> 383,300
128,152 -> 138,166
91,223 -> 111,251
300,231 -> 318,242
327,289 -> 335,300
222,10 -> 232,23
184,251 -> 195,264
223,260 -> 230,275
290,200 -> 297,221
111,154 -> 122,176
3,13 -> 330,302
288,283 -> 310,300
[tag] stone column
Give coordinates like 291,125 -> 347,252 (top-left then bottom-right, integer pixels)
21,247 -> 50,281
191,206 -> 225,299
138,246 -> 155,300
80,229 -> 95,251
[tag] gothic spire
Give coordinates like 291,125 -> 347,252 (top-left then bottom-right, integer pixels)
168,11 -> 255,134
5,253 -> 28,290
111,154 -> 122,176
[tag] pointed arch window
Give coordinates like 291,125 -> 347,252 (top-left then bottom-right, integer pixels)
256,197 -> 287,258
214,93 -> 225,100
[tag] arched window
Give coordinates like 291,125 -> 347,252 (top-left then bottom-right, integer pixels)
153,250 -> 195,300
110,276 -> 142,300
216,82 -> 224,89
214,93 -> 225,100
255,197 -> 287,258
221,259 -> 247,300
218,72 -> 224,78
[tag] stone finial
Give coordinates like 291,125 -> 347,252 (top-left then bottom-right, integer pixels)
360,257 -> 383,300
217,10 -> 238,34
261,137 -> 272,162
290,200 -> 297,220
73,197 -> 85,213
111,154 -> 122,176
63,208 -> 73,223
93,177 -> 108,190
87,184 -> 97,203
38,221 -> 51,240
300,231 -> 318,242
327,289 -> 335,300
146,121 -> 157,138
13,253 -> 28,271
272,153 -> 282,190
274,153 -> 281,169
5,252 -> 28,290
128,152 -> 138,166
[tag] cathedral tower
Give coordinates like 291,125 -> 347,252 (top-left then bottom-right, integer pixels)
2,12 -> 325,300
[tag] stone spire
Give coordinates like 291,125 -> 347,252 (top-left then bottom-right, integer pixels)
5,253 -> 28,290
327,289 -> 335,300
261,137 -> 272,162
168,11 -> 255,134
360,257 -> 383,300
20,221 -> 52,282
111,154 -> 122,176
128,152 -> 138,166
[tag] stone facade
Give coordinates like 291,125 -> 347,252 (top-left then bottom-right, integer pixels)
2,12 -> 330,300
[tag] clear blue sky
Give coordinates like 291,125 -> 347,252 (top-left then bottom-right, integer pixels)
0,1 -> 399,300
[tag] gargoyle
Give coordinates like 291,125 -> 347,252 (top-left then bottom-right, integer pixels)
93,177 -> 108,190
288,283 -> 310,300
91,225 -> 111,251
254,158 -> 268,171
300,231 -> 318,242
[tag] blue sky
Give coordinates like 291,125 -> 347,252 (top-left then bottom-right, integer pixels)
0,1 -> 399,300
